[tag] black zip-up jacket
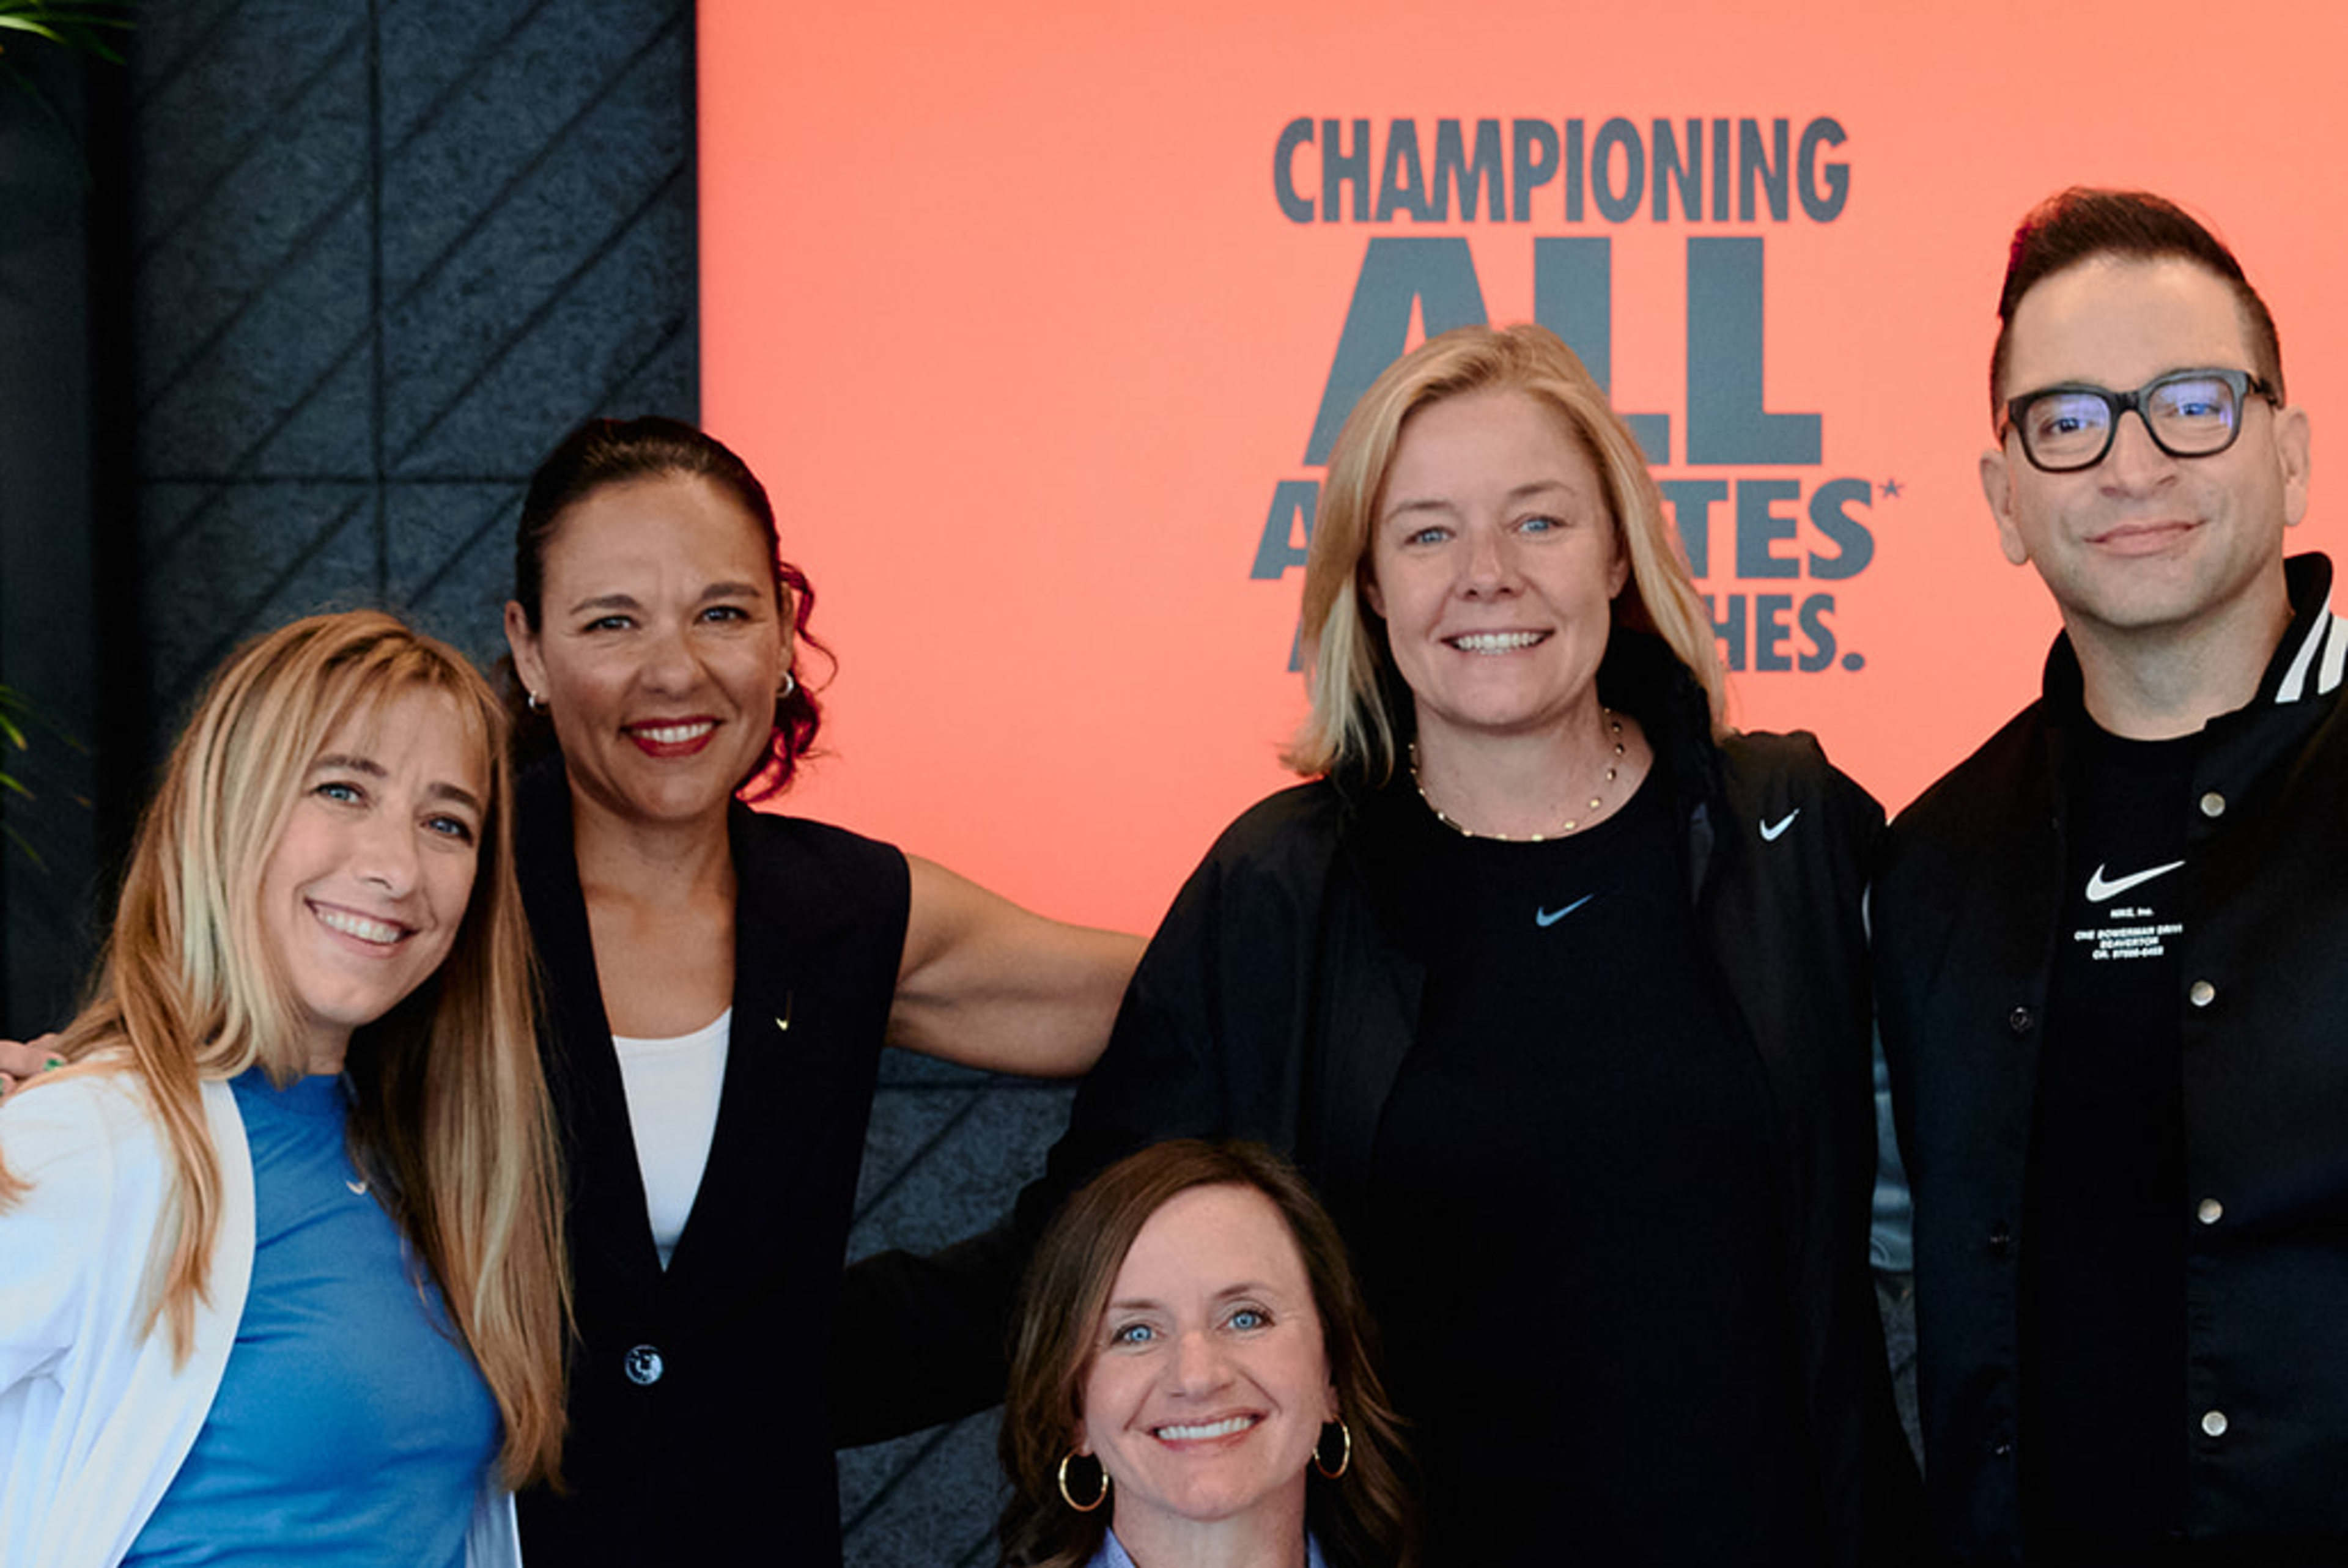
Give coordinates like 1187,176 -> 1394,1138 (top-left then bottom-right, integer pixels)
841,635 -> 1919,1562
1874,554 -> 2348,1565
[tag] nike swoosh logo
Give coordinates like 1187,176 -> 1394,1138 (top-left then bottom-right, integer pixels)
2085,859 -> 2185,902
345,1179 -> 369,1196
1760,809 -> 1801,842
1535,895 -> 1595,927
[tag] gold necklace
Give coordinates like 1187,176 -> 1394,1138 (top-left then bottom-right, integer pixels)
1409,709 -> 1625,842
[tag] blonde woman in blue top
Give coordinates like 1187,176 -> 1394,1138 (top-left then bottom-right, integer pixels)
0,611 -> 566,1567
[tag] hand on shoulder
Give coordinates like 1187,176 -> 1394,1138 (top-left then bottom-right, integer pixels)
0,1032 -> 64,1105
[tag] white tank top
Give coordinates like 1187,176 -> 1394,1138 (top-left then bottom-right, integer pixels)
611,1007 -> 731,1269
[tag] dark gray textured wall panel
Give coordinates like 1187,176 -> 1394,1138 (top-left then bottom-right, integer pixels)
388,183 -> 695,474
139,158 -> 377,476
133,2 -> 367,256
375,1 -> 558,138
375,1 -> 690,474
851,1085 -> 1075,1253
841,1415 -> 1005,1567
381,482 -> 520,659
377,1 -> 682,282
855,1087 -> 994,1213
138,480 -> 376,725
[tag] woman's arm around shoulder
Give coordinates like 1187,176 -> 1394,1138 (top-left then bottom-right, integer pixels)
886,856 -> 1143,1077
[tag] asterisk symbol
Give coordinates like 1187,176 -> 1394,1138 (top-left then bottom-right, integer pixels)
1880,478 -> 1903,500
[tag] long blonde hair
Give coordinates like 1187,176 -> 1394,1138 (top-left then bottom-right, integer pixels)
0,611 -> 568,1486
1285,323 -> 1726,781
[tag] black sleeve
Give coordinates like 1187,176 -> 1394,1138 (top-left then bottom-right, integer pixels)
1726,737 -> 1921,1564
1817,764 -> 1926,1562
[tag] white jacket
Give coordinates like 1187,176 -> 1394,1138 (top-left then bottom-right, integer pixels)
0,1066 -> 519,1567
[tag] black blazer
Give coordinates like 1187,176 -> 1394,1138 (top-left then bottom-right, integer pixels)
513,759 -> 909,1567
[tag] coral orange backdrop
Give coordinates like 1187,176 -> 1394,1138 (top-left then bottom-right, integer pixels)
701,1 -> 2348,931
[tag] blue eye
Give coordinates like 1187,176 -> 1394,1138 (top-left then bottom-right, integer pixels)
700,603 -> 750,623
316,780 -> 363,804
584,613 -> 633,633
1227,1307 -> 1268,1331
424,814 -> 476,843
1110,1322 -> 1156,1346
1518,514 -> 1560,534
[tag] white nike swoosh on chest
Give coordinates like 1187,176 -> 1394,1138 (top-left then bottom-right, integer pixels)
2084,859 -> 2186,902
1760,809 -> 1801,841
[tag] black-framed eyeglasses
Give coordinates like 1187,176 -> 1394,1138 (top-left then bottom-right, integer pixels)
2001,367 -> 2278,474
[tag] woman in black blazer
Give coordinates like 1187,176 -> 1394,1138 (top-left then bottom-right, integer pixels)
499,417 -> 1140,1566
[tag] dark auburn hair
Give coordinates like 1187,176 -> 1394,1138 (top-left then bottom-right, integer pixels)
1990,187 -> 2284,422
999,1140 -> 1418,1568
509,415 -> 827,800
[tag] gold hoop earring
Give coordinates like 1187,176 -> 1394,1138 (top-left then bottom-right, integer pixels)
1312,1419 -> 1351,1479
1057,1450 -> 1109,1512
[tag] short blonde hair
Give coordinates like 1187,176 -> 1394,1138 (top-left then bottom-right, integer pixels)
4,611 -> 569,1485
1285,323 -> 1726,781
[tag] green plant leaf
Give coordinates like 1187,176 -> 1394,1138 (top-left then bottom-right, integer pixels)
0,1 -> 132,63
1,819 -> 46,872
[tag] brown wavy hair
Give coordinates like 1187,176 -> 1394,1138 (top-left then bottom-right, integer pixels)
0,611 -> 569,1487
999,1140 -> 1418,1568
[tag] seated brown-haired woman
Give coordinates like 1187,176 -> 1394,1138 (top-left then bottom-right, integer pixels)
999,1139 -> 1416,1568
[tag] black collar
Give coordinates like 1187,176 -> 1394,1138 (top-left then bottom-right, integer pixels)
2036,551 -> 2340,727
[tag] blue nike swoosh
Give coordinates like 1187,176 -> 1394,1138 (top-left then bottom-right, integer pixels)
1535,894 -> 1595,927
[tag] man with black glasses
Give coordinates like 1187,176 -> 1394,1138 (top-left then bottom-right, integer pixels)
1874,187 -> 2346,1566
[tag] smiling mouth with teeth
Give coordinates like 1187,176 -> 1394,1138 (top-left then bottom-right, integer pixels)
312,904 -> 406,946
1153,1414 -> 1261,1441
630,720 -> 717,744
1447,630 -> 1548,653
